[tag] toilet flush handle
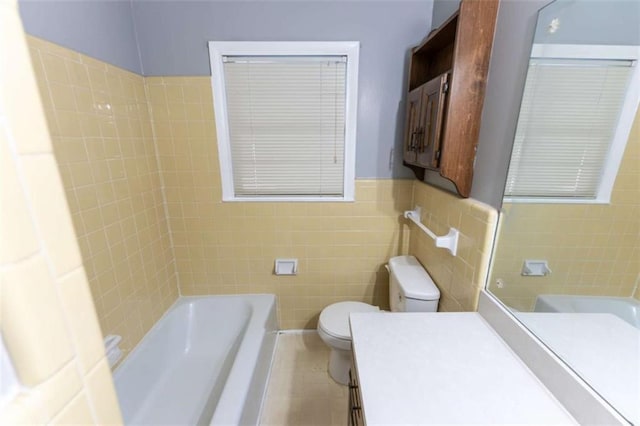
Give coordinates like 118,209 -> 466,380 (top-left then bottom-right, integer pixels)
384,264 -> 390,273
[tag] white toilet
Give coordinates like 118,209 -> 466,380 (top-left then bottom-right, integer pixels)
317,255 -> 440,385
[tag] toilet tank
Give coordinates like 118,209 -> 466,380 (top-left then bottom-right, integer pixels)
388,256 -> 440,312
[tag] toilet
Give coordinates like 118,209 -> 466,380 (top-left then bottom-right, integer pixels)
317,255 -> 440,385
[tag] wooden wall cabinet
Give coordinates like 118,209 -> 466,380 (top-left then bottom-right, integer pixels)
404,72 -> 449,170
403,0 -> 499,197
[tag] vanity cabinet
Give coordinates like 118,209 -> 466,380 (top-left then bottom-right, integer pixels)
403,0 -> 498,197
348,368 -> 364,426
349,312 -> 577,424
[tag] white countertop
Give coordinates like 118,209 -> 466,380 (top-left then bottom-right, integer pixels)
350,312 -> 576,425
515,313 -> 640,425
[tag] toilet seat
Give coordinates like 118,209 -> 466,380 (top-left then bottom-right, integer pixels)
318,301 -> 379,341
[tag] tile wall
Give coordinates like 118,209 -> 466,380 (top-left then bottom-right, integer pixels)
146,76 -> 413,328
409,181 -> 498,312
20,37 -> 498,338
490,110 -> 640,310
0,2 -> 121,423
27,36 -> 179,355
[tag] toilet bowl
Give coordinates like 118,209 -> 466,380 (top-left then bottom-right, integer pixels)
317,255 -> 440,385
317,301 -> 379,385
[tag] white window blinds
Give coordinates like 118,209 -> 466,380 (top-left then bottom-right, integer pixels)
505,58 -> 634,199
223,56 -> 347,197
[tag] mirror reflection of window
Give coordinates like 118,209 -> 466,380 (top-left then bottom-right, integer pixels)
505,45 -> 638,203
486,0 -> 640,423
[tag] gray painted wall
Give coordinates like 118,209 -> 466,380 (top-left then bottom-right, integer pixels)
19,0 -> 434,179
472,0 -> 552,208
535,0 -> 640,46
431,0 -> 460,29
472,0 -> 640,208
131,1 -> 433,179
19,0 -> 142,74
426,0 -> 552,207
16,0 -> 640,196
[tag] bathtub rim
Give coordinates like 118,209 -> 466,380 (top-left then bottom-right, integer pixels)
113,293 -> 278,372
112,293 -> 279,426
533,294 -> 640,328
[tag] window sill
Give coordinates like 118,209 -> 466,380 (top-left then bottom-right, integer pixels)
222,195 -> 355,203
503,197 -> 610,205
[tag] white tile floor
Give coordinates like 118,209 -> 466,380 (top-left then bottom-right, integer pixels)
260,331 -> 349,426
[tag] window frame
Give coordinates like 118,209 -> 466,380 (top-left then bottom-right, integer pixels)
503,44 -> 640,205
208,41 -> 359,202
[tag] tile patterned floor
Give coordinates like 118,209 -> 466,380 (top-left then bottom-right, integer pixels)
260,331 -> 349,426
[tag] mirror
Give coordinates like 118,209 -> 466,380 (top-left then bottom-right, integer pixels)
487,0 -> 640,423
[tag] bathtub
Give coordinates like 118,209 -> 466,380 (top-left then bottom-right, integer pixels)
113,295 -> 278,426
534,294 -> 640,329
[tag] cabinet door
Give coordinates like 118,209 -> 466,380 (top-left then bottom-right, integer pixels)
348,368 -> 364,426
403,86 -> 422,165
416,73 -> 449,169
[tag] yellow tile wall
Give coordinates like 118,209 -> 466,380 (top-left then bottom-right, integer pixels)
490,110 -> 640,311
408,181 -> 498,311
21,38 -> 496,339
0,2 -> 121,423
145,76 -> 414,328
26,36 -> 179,355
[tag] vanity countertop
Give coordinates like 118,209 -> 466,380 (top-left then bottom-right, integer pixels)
349,312 -> 576,425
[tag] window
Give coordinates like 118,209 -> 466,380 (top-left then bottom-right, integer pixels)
504,44 -> 640,203
208,42 -> 359,202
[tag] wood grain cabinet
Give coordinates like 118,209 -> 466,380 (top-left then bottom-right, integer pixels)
404,72 -> 449,170
403,0 -> 498,197
348,368 -> 364,426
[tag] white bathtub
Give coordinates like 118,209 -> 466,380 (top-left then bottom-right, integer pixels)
534,294 -> 640,329
113,295 -> 278,426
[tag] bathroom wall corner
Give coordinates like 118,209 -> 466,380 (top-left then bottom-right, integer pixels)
409,181 -> 498,312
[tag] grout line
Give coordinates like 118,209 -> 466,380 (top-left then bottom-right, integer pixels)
142,78 -> 181,297
631,273 -> 640,299
2,91 -> 101,423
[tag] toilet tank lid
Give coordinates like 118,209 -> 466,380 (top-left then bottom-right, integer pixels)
388,256 -> 440,301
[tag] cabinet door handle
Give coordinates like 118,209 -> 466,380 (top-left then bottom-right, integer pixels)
418,127 -> 427,152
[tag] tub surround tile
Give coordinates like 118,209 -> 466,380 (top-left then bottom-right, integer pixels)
1,256 -> 74,385
1,11 -> 122,424
57,268 -> 106,373
0,128 -> 39,264
34,360 -> 83,420
28,35 -> 179,356
50,392 -> 94,426
85,358 -> 123,425
20,155 -> 83,277
0,395 -> 46,425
